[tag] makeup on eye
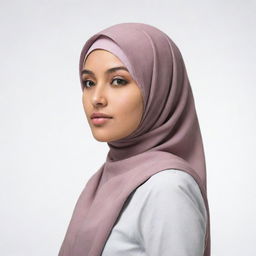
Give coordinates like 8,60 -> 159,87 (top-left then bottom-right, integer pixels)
82,77 -> 129,89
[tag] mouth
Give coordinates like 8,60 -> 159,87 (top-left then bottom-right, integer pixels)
91,117 -> 113,125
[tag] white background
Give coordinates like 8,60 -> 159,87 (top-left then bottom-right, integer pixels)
0,0 -> 255,255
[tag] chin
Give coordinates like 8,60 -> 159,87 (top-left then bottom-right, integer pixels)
94,137 -> 109,142
92,133 -> 114,142
92,132 -> 126,143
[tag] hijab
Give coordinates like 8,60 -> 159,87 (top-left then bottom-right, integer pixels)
58,22 -> 211,256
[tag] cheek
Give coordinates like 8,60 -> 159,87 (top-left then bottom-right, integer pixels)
113,89 -> 143,120
82,94 -> 91,116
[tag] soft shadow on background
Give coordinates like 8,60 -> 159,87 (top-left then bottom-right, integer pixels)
0,0 -> 255,255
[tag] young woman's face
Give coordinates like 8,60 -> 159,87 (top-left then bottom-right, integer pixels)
81,49 -> 144,142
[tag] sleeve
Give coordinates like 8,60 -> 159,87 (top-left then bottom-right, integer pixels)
137,170 -> 207,256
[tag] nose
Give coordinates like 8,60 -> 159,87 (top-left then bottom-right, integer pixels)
91,85 -> 107,107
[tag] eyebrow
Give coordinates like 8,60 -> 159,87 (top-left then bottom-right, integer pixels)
81,66 -> 129,76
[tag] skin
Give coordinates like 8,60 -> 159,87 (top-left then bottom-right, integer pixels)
81,49 -> 144,142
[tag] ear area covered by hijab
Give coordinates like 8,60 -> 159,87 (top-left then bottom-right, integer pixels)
58,22 -> 211,256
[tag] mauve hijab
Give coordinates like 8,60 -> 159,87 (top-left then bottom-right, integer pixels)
58,22 -> 211,256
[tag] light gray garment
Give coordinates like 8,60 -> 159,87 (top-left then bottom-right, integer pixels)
101,169 -> 207,256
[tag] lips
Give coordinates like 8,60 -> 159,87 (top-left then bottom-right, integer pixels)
90,112 -> 113,125
91,117 -> 112,125
91,112 -> 112,119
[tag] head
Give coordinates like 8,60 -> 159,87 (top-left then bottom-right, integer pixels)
81,49 -> 144,142
78,23 -> 198,161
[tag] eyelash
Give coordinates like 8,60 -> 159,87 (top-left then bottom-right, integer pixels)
82,78 -> 128,89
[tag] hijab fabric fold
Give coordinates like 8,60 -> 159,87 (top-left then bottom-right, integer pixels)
58,22 -> 211,256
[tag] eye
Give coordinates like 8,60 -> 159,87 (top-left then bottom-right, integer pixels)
82,79 -> 94,89
82,78 -> 128,89
111,78 -> 128,86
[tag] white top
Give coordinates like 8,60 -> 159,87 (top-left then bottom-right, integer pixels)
101,169 -> 207,256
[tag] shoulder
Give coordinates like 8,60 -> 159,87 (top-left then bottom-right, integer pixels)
134,168 -> 208,225
137,169 -> 203,200
146,168 -> 197,187
133,169 -> 208,255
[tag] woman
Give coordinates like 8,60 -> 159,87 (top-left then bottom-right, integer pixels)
58,22 -> 211,256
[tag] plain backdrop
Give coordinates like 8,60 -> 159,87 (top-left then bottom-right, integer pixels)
0,0 -> 255,255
